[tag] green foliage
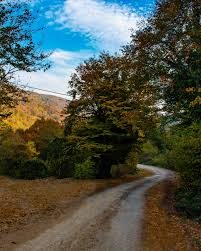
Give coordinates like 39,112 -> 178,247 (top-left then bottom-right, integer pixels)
0,123 -> 52,180
126,148 -> 139,172
0,0 -> 50,116
140,141 -> 159,164
150,154 -> 167,168
44,138 -> 75,178
25,118 -> 63,154
0,2 -> 200,228
164,123 -> 201,190
126,0 -> 201,122
142,123 -> 201,190
110,146 -> 139,178
74,158 -> 95,179
176,188 -> 201,221
65,53 -> 156,178
110,164 -> 122,178
110,163 -> 135,178
85,120 -> 137,176
67,119 -> 137,178
0,128 -> 38,176
143,123 -> 201,220
139,119 -> 165,165
140,138 -> 168,167
19,159 -> 48,180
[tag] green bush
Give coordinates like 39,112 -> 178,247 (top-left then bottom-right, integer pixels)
74,158 -> 96,179
110,148 -> 139,178
139,141 -> 159,164
0,129 -> 38,177
65,116 -> 136,179
150,123 -> 201,220
164,123 -> 201,189
47,158 -> 74,178
151,154 -> 167,167
176,188 -> 201,221
44,138 -> 75,178
19,159 -> 48,180
110,163 -> 134,178
110,164 -> 122,178
126,148 -> 138,172
138,122 -> 201,221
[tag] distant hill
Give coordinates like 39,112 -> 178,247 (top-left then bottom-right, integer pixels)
5,92 -> 67,130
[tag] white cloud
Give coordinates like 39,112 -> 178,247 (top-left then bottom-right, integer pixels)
18,1 -> 145,97
47,0 -> 143,52
49,49 -> 93,67
18,49 -> 93,98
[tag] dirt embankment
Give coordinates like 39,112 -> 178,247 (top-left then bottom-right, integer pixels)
143,178 -> 201,251
0,169 -> 151,241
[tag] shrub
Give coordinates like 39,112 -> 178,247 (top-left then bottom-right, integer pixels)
151,154 -> 167,167
139,141 -> 159,164
110,164 -> 122,178
19,158 -> 48,180
0,129 -> 38,177
176,188 -> 201,221
151,123 -> 201,221
44,138 -> 75,178
25,118 -> 64,154
164,123 -> 201,190
74,158 -> 96,179
110,148 -> 139,178
47,158 -> 74,178
110,163 -> 134,178
126,148 -> 138,172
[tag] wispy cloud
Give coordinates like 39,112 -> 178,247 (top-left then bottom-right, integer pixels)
19,1 -> 145,97
46,0 -> 143,52
18,49 -> 93,97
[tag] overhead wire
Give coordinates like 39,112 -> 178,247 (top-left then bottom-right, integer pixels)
17,84 -> 68,97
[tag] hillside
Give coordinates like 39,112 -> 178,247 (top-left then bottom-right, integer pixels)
4,92 -> 67,130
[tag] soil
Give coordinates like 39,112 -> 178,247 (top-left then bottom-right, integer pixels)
0,169 -> 152,250
8,165 -> 169,251
143,178 -> 201,251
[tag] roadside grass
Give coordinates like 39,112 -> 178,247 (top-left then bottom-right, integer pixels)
0,168 -> 152,235
143,179 -> 201,251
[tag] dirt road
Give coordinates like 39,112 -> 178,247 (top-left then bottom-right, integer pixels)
15,165 -> 173,251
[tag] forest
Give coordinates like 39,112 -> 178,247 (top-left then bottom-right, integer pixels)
0,0 -> 200,223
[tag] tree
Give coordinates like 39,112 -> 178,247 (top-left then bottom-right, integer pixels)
65,53 -> 156,177
0,0 -> 50,116
0,127 -> 38,176
24,118 -> 63,154
124,0 -> 201,219
125,0 -> 201,123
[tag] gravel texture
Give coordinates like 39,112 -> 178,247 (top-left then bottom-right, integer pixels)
14,165 -> 173,251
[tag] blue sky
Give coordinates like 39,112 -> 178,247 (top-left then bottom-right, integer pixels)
20,0 -> 156,98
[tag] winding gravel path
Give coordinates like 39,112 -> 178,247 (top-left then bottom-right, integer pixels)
16,165 -> 173,251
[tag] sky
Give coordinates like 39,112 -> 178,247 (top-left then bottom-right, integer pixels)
19,0 -> 156,98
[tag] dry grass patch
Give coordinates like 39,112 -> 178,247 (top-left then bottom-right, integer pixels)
0,169 -> 152,235
143,179 -> 201,251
